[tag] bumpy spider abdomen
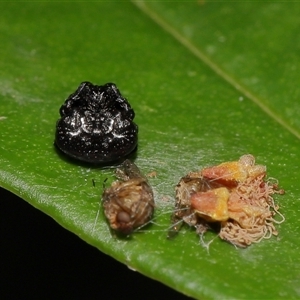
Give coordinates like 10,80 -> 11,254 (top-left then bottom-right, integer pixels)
55,82 -> 138,163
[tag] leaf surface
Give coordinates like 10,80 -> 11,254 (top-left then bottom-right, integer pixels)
1,2 -> 300,299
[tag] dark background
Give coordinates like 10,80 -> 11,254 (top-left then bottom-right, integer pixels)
1,187 -> 191,299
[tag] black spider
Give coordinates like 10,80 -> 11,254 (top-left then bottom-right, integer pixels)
55,82 -> 138,163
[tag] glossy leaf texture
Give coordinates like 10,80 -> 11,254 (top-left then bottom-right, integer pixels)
1,1 -> 300,299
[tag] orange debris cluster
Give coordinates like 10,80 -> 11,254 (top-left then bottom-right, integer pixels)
169,154 -> 285,247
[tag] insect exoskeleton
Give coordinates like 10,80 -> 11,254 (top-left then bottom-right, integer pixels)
190,187 -> 230,222
168,172 -> 205,238
102,160 -> 155,235
201,154 -> 266,188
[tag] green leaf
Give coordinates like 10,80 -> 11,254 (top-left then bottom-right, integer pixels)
1,1 -> 299,299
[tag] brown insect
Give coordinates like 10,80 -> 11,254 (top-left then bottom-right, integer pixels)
102,159 -> 155,235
